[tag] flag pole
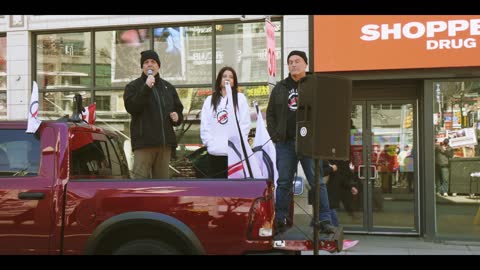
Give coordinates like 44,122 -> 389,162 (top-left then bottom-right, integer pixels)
232,98 -> 254,178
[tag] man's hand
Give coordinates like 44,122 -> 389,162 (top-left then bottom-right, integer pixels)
170,112 -> 179,123
329,164 -> 338,172
146,74 -> 155,88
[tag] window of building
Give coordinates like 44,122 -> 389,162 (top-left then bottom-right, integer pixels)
215,21 -> 282,83
34,19 -> 283,178
0,35 -> 6,120
154,26 -> 212,85
95,29 -> 151,88
431,79 -> 480,241
36,32 -> 92,91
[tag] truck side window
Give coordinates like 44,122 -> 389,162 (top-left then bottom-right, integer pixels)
0,130 -> 40,177
71,140 -> 105,177
0,148 -> 8,171
70,131 -> 124,179
107,136 -> 129,177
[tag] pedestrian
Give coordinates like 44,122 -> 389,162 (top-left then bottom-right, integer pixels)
124,49 -> 184,179
435,138 -> 454,196
326,160 -> 359,225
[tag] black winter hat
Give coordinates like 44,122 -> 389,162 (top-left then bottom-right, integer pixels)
287,50 -> 308,64
140,50 -> 161,68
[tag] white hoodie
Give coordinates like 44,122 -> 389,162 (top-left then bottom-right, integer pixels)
200,93 -> 251,156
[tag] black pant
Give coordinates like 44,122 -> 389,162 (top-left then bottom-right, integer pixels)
208,154 -> 227,178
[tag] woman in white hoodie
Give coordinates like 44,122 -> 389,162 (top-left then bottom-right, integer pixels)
200,66 -> 251,178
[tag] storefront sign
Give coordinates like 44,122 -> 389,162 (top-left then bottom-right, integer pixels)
313,15 -> 480,72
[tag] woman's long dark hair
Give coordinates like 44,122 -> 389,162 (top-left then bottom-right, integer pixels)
211,66 -> 239,112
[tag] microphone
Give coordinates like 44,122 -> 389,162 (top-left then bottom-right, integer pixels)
147,69 -> 154,87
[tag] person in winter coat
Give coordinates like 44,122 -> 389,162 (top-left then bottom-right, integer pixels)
326,160 -> 359,226
435,138 -> 454,196
267,50 -> 334,234
124,50 -> 184,179
200,66 -> 250,178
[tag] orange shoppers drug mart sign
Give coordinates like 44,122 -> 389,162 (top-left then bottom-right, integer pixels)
313,15 -> 480,72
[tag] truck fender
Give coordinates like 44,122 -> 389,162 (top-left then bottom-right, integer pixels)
84,211 -> 205,255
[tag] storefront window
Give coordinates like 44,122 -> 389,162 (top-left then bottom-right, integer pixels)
39,91 -> 92,120
154,26 -> 212,85
215,21 -> 282,83
0,36 -> 6,120
36,32 -> 92,91
35,19 -> 283,178
241,84 -> 270,129
175,87 -> 209,146
432,79 -> 480,240
95,29 -> 151,88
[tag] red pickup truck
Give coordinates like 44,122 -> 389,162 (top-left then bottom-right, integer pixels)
0,120 -> 286,255
0,119 -> 345,254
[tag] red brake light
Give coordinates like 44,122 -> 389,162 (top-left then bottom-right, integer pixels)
247,181 -> 275,240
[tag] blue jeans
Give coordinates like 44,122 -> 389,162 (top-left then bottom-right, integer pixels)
330,209 -> 339,227
274,140 -> 332,224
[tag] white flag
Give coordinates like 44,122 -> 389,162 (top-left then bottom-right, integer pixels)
252,104 -> 278,182
225,81 -> 263,179
26,81 -> 42,133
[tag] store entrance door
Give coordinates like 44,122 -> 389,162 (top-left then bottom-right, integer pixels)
344,100 -> 419,234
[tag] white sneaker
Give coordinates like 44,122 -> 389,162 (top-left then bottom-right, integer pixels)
442,193 -> 448,197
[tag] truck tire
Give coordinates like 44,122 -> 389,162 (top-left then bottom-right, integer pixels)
113,239 -> 179,255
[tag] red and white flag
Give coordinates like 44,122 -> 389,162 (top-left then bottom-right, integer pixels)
26,81 -> 42,133
252,103 -> 278,182
81,103 -> 96,125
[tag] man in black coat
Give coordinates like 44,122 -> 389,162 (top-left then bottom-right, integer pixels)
124,50 -> 184,179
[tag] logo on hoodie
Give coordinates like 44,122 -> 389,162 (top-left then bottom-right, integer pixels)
217,109 -> 228,125
288,88 -> 298,111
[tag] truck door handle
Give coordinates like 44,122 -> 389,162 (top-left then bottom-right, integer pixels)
18,192 -> 45,200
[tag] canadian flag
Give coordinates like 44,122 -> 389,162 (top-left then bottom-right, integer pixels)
26,81 -> 42,134
81,103 -> 96,125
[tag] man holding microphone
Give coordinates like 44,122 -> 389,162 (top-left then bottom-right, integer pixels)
124,49 -> 184,179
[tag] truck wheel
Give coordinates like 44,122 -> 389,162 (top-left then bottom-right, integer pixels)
113,239 -> 179,255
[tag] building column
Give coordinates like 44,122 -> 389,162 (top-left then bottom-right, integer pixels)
6,15 -> 32,120
283,15 -> 309,76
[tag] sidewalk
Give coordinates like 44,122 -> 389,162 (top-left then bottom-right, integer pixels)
301,235 -> 480,255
